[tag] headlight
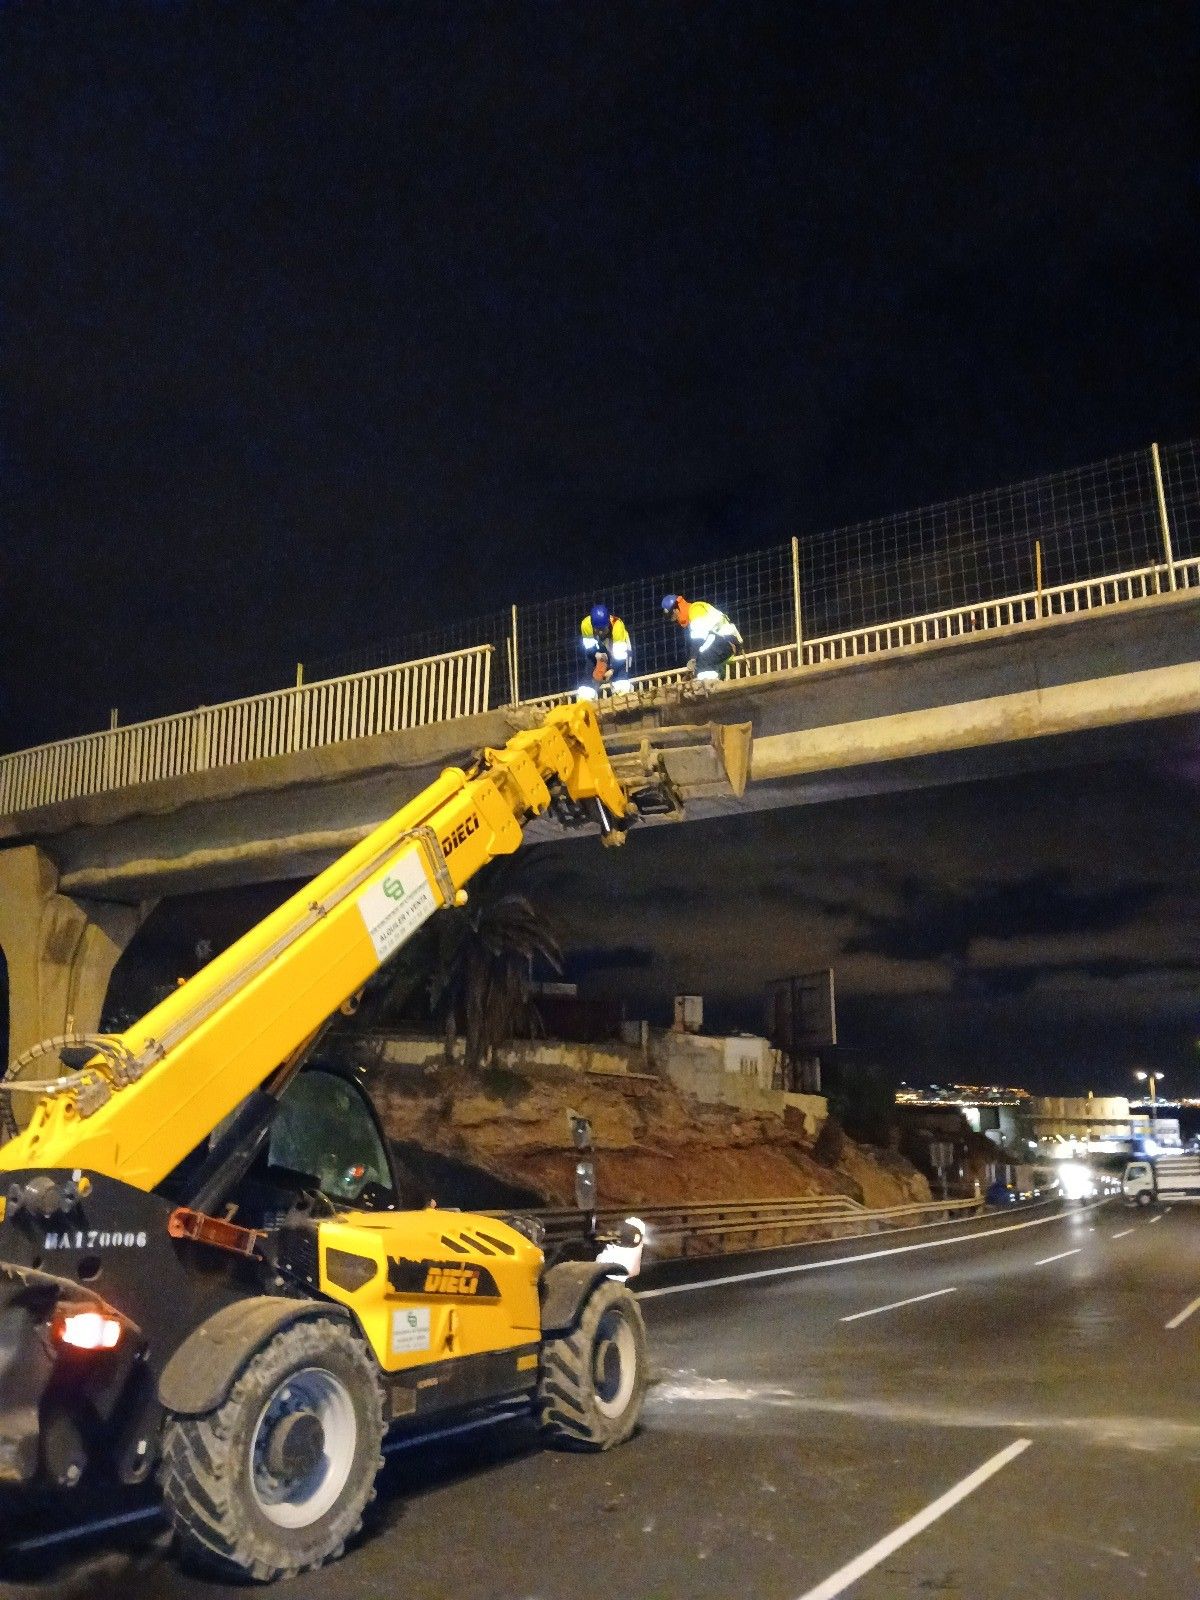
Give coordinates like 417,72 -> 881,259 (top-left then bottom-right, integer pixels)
504,1214 -> 546,1248
1058,1163 -> 1094,1199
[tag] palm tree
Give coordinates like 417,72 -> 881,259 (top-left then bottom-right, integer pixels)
354,860 -> 562,1073
429,882 -> 562,1071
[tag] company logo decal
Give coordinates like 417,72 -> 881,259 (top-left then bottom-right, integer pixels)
387,1255 -> 500,1298
440,814 -> 481,856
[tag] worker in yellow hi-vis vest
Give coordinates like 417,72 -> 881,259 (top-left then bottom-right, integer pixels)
578,604 -> 633,700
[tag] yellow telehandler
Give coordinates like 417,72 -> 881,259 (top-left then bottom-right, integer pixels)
0,704 -> 747,1579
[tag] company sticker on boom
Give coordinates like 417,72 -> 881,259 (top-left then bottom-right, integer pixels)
358,850 -> 438,962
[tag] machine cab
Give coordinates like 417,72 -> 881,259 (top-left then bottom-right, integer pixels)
265,1067 -> 403,1209
236,1065 -> 410,1226
1122,1160 -> 1154,1205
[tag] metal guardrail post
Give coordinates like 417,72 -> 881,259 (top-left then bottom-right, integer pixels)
1150,442 -> 1178,591
286,683 -> 303,754
509,604 -> 521,705
791,535 -> 804,659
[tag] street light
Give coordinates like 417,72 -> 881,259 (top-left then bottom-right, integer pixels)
1135,1069 -> 1164,1122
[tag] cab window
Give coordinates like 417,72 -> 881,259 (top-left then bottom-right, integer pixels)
269,1071 -> 395,1205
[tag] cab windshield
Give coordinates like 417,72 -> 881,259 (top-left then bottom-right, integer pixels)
268,1070 -> 395,1205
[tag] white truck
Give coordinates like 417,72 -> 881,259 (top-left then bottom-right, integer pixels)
1122,1152 -> 1200,1206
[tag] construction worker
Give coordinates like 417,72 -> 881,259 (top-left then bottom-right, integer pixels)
661,594 -> 742,680
578,603 -> 633,700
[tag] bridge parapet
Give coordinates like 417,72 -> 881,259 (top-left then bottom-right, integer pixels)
1,437 -> 1198,821
0,643 -> 493,816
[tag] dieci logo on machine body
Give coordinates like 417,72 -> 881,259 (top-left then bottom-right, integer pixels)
440,814 -> 480,856
387,1256 -> 501,1298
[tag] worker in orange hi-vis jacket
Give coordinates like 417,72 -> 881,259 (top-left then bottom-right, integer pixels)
661,594 -> 742,680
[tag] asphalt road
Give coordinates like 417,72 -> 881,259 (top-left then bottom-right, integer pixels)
3,1198 -> 1198,1599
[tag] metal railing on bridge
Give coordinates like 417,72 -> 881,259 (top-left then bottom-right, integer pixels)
509,437 -> 1199,705
517,549 -> 1200,710
2,437 -> 1197,814
0,644 -> 493,814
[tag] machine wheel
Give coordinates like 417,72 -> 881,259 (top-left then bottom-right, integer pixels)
537,1278 -> 647,1450
160,1315 -> 384,1582
1136,1191 -> 1154,1208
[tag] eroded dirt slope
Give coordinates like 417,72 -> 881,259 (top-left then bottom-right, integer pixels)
366,1059 -> 930,1210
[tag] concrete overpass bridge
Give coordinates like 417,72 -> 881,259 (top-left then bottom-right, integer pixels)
1,440 -> 1197,1061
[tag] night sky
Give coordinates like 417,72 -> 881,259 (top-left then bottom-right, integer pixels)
7,4 -> 1200,1092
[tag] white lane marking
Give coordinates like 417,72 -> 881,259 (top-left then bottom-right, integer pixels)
1165,1294 -> 1200,1331
383,1405 -> 529,1456
1034,1248 -> 1081,1266
7,1505 -> 161,1554
1149,1214 -> 1164,1224
639,1202 -> 1106,1300
794,1438 -> 1033,1600
641,1195 -> 1060,1270
1111,1229 -> 1135,1239
840,1287 -> 958,1323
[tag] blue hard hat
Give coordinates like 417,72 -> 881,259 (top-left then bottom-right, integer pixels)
590,604 -> 611,633
661,593 -> 680,612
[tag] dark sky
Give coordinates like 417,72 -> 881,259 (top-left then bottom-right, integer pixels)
6,3 -> 1200,1092
536,754 -> 1200,1098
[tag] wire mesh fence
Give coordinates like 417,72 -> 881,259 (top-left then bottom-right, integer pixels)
307,609 -> 512,694
3,439 -> 1196,804
800,445 -> 1172,640
300,437 -> 1198,712
514,544 -> 798,704
1160,438 -> 1200,561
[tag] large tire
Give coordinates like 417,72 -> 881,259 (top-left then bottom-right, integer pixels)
1136,1190 -> 1154,1207
160,1316 -> 384,1582
537,1278 -> 647,1450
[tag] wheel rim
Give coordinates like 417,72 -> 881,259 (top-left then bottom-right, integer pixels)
250,1366 -> 358,1529
592,1308 -> 637,1419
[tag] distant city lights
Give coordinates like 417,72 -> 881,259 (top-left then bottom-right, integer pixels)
895,1082 -> 1029,1107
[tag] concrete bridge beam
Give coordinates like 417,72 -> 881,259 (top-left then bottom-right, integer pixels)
0,844 -> 154,1070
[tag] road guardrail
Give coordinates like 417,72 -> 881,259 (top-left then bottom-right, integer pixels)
493,1193 -> 987,1262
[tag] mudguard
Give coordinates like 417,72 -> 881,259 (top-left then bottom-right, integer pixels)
538,1261 -> 617,1335
158,1295 -> 351,1418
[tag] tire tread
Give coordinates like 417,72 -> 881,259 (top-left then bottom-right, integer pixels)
160,1314 -> 383,1582
536,1279 -> 647,1451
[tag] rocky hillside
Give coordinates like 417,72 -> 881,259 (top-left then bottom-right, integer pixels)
363,1055 -> 931,1212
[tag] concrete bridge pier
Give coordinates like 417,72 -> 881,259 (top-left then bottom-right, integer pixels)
0,844 -> 153,1071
